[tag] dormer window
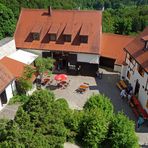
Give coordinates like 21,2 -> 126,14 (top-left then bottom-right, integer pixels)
31,24 -> 42,41
49,34 -> 56,41
64,35 -> 71,42
33,33 -> 40,40
80,35 -> 88,43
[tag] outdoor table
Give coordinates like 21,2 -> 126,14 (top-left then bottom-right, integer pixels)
79,85 -> 89,89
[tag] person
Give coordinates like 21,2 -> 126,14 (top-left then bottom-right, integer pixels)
127,93 -> 132,103
137,115 -> 144,129
77,65 -> 81,75
120,89 -> 127,99
127,83 -> 133,94
96,70 -> 100,77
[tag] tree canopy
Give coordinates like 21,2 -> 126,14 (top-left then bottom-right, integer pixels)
0,92 -> 139,147
0,3 -> 16,39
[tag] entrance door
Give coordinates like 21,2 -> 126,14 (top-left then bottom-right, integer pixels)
134,80 -> 140,96
0,90 -> 7,105
100,57 -> 115,69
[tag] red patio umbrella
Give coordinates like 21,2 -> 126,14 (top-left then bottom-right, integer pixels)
54,74 -> 68,81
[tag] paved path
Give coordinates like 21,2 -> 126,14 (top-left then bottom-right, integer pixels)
64,143 -> 80,148
0,104 -> 20,120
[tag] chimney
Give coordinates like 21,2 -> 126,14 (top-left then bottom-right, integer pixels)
48,6 -> 52,16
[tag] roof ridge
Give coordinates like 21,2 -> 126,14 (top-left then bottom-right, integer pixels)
102,33 -> 136,39
21,8 -> 102,13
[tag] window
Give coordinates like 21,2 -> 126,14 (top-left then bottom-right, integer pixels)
33,33 -> 40,40
64,35 -> 71,42
129,56 -> 133,63
49,34 -> 56,41
127,71 -> 131,79
137,65 -> 144,77
81,35 -> 88,43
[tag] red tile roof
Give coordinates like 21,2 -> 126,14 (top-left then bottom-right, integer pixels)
14,8 -> 102,54
125,27 -> 148,72
0,57 -> 36,82
49,23 -> 60,34
80,23 -> 90,36
0,63 -> 14,93
0,57 -> 26,78
142,35 -> 148,41
100,33 -> 135,65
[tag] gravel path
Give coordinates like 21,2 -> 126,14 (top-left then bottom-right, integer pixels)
0,104 -> 20,120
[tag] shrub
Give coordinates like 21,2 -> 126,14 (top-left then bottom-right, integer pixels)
9,95 -> 29,104
65,110 -> 84,142
80,109 -> 110,147
84,94 -> 114,119
109,113 -> 139,148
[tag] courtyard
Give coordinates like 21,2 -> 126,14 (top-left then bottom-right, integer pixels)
0,68 -> 148,146
51,69 -> 136,120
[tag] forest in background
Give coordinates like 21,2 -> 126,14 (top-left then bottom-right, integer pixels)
0,0 -> 148,39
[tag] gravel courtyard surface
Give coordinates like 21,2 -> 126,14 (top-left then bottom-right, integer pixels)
0,104 -> 20,120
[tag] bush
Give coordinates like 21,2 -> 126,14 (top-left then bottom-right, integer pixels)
84,94 -> 114,119
9,95 -> 29,104
80,109 -> 110,147
109,113 -> 139,148
65,110 -> 84,142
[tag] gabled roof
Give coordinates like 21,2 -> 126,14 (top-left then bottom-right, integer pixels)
100,33 -> 135,65
125,27 -> 148,72
14,8 -> 102,54
0,57 -> 26,78
0,63 -> 14,93
0,57 -> 36,82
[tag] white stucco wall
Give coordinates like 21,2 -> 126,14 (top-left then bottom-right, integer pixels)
120,64 -> 128,79
5,82 -> 14,102
0,99 -> 3,110
0,38 -> 16,59
114,64 -> 122,73
124,54 -> 148,113
0,80 -> 15,111
77,53 -> 100,64
11,80 -> 16,93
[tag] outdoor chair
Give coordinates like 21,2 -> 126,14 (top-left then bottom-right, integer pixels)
41,78 -> 50,86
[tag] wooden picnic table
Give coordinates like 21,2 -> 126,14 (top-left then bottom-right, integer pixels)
79,84 -> 89,89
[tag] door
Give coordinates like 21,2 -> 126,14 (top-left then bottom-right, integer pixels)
99,57 -> 115,69
0,90 -> 7,105
134,80 -> 140,96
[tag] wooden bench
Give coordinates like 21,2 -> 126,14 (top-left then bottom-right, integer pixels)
116,80 -> 127,90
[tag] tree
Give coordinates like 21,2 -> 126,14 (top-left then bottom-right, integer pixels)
0,3 -> 16,39
16,65 -> 35,94
84,94 -> 114,119
65,110 -> 84,142
35,57 -> 55,84
109,113 -> 139,148
17,77 -> 32,94
80,109 -> 110,147
103,9 -> 115,33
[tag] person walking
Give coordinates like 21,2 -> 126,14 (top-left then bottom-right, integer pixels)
137,115 -> 144,129
120,89 -> 127,100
